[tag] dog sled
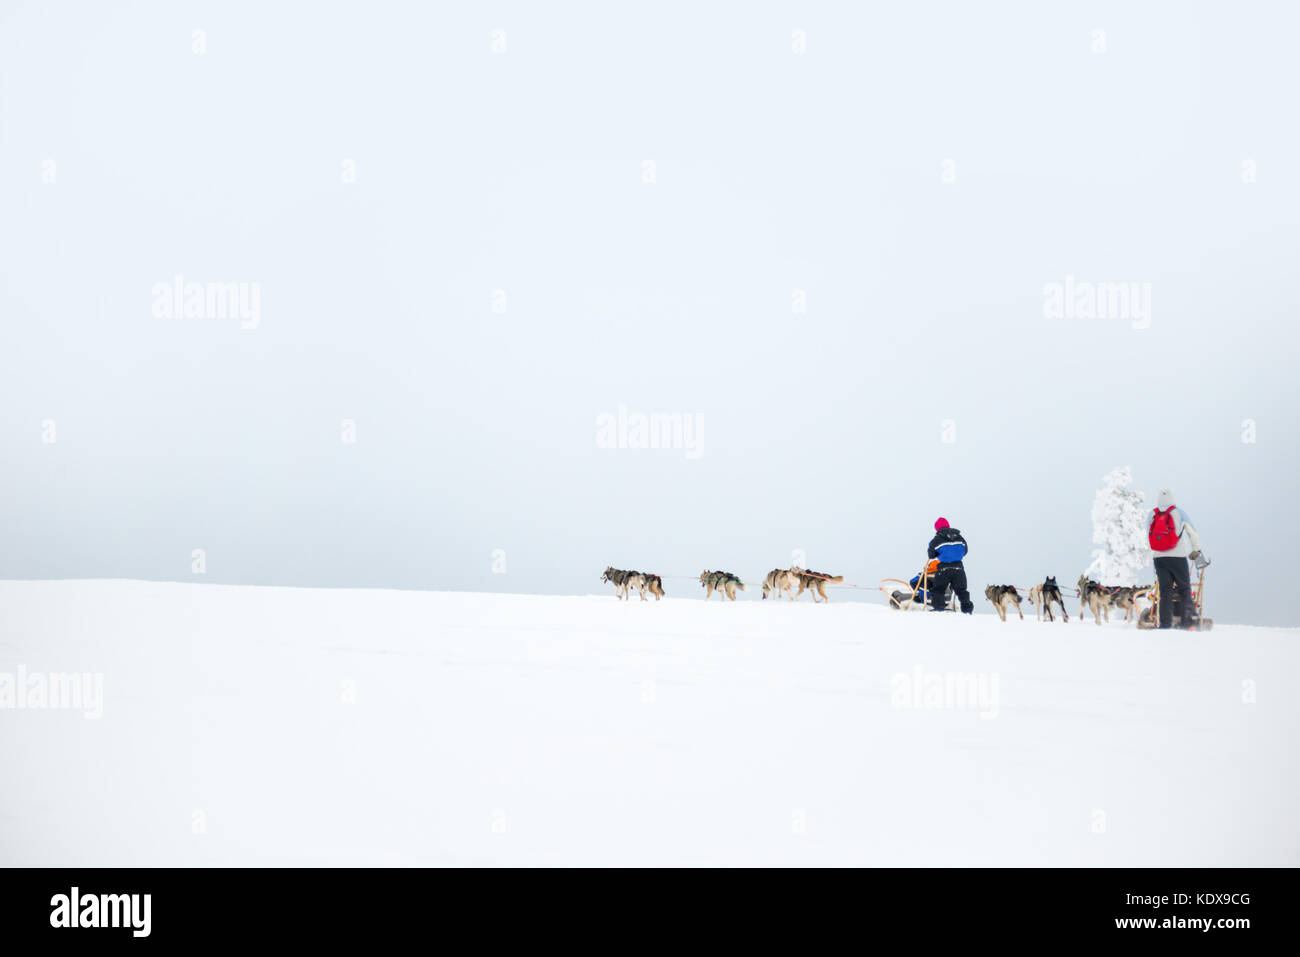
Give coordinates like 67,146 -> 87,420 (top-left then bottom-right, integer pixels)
880,561 -> 958,612
1136,560 -> 1214,631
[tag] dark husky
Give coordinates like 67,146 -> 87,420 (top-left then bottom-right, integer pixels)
699,570 -> 745,601
1027,576 -> 1069,622
601,566 -> 639,601
984,585 -> 1023,621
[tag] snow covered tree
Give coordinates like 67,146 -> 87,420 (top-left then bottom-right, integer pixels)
1085,466 -> 1150,585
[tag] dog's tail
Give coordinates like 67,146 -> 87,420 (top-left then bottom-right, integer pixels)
736,581 -> 746,591
825,575 -> 844,584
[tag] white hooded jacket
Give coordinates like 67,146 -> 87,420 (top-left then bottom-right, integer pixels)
1149,489 -> 1203,559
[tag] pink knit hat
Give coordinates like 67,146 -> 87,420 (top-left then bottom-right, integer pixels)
934,517 -> 950,531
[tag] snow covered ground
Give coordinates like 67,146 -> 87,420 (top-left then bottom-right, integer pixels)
1,579 -> 1296,867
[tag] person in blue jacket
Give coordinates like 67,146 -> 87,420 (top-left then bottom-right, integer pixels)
927,517 -> 973,614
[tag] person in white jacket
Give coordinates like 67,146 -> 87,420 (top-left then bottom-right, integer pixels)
1148,489 -> 1206,628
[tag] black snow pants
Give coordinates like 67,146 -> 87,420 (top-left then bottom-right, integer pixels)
930,563 -> 974,614
1154,555 -> 1193,628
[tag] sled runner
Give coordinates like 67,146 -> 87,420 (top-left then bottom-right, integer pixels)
1136,560 -> 1213,631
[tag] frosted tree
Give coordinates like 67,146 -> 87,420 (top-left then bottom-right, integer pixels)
1085,466 -> 1149,585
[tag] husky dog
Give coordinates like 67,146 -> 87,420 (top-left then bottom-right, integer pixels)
984,585 -> 1024,621
1076,579 -> 1149,623
700,570 -> 745,601
602,566 -> 634,600
761,567 -> 800,601
1079,581 -> 1148,622
1077,575 -> 1115,625
1027,576 -> 1070,622
603,566 -> 660,601
1111,585 -> 1149,621
628,572 -> 664,601
792,567 -> 844,603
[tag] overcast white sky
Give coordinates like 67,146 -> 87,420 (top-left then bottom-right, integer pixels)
2,2 -> 1297,625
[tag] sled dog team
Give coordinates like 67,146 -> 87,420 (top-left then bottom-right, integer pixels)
600,566 -> 845,602
965,490 -> 1210,630
605,491 -> 1203,623
982,576 -> 1150,624
604,565 -> 1155,620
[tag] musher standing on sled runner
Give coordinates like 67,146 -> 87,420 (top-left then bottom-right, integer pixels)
1148,489 -> 1207,628
927,518 -> 974,614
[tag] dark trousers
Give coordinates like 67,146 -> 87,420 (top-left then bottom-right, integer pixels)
930,563 -> 974,614
1154,556 -> 1193,628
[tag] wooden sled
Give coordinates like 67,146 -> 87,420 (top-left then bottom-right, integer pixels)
1136,563 -> 1213,631
881,563 -> 957,611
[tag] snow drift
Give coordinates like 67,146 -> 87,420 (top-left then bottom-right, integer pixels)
1,580 -> 1296,866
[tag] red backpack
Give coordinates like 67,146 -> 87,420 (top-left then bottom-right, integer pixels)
1149,507 -> 1179,551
